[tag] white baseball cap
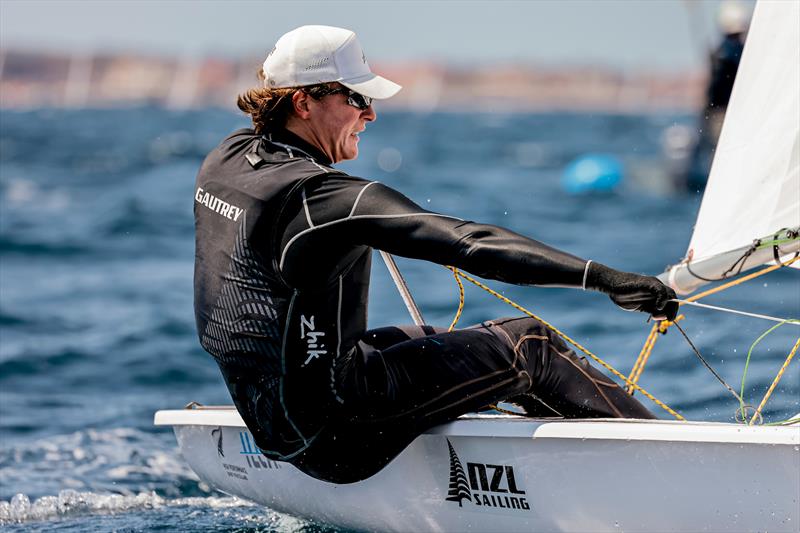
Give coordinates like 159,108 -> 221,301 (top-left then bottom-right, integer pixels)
262,25 -> 401,100
718,0 -> 750,34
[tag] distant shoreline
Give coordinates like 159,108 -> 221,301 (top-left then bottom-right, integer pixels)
0,49 -> 706,112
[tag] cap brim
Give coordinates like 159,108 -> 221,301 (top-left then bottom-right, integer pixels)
340,73 -> 401,99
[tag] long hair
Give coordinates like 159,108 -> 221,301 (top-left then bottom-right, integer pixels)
236,69 -> 335,134
236,69 -> 298,134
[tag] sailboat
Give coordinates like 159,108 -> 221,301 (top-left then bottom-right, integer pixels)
154,1 -> 799,530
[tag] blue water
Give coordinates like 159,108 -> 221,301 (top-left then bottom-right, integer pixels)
1,109 -> 798,530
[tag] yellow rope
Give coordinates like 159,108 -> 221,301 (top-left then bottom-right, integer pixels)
750,337 -> 800,426
447,267 -> 465,332
446,268 -> 525,416
628,255 -> 800,405
447,267 -> 684,420
626,316 -> 684,394
627,324 -> 659,394
445,255 -> 798,422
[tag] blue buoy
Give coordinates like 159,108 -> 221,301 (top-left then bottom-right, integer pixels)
561,154 -> 623,194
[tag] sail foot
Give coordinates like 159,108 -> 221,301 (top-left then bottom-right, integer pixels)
660,228 -> 800,295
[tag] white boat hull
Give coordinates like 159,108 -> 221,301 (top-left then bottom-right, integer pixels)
154,408 -> 799,532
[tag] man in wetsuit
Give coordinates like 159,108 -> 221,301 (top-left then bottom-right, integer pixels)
193,25 -> 678,484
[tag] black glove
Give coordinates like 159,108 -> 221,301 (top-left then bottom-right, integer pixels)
586,262 -> 678,321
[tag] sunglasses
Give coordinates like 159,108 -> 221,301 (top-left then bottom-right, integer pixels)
307,86 -> 373,110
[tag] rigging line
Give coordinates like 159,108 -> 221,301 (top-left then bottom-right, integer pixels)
764,417 -> 800,426
685,255 -> 800,303
452,268 -> 684,420
447,267 -> 465,332
627,315 -> 686,395
672,322 -> 747,408
685,244 -> 754,282
673,300 -> 800,326
683,232 -> 800,283
750,336 -> 800,426
739,321 -> 791,410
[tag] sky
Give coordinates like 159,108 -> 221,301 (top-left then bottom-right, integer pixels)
0,0 -> 754,72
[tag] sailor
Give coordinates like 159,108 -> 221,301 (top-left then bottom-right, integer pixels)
193,25 -> 678,484
683,0 -> 749,191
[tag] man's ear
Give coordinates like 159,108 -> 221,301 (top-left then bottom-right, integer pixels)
292,91 -> 312,119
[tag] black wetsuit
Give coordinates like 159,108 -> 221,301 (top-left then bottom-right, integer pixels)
685,33 -> 745,191
707,33 -> 745,110
194,128 -> 654,484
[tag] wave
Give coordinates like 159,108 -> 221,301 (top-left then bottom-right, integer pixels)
0,490 -> 252,525
0,425 -> 331,530
0,235 -> 92,257
0,349 -> 92,379
99,197 -> 193,239
0,310 -> 30,326
0,428 -> 198,501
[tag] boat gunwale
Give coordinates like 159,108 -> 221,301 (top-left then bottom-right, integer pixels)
154,408 -> 800,445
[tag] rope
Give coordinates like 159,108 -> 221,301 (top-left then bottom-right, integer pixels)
445,255 -> 797,423
750,336 -> 800,425
672,322 -> 748,407
627,315 -> 684,394
684,232 -> 799,282
627,323 -> 659,394
446,267 -> 537,417
628,325 -> 661,395
740,321 -> 793,418
675,300 -> 800,326
446,267 -> 684,420
684,255 -> 800,304
764,417 -> 800,426
447,266 -> 465,332
446,267 -> 522,416
628,255 -> 800,415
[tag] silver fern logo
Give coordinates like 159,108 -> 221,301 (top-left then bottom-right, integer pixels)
446,439 -> 471,506
444,439 -> 530,511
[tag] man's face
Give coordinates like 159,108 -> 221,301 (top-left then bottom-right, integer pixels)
305,89 -> 376,163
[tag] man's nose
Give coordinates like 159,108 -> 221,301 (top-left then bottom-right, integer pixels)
362,105 -> 376,122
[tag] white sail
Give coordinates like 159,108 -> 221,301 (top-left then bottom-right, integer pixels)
664,0 -> 800,294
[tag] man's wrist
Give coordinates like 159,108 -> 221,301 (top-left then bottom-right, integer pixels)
584,261 -> 616,292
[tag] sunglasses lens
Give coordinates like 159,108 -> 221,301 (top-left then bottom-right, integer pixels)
348,93 -> 372,110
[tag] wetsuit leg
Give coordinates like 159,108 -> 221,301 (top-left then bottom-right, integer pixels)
491,317 -> 655,419
290,316 -> 654,484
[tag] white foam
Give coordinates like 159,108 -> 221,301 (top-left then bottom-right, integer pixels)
0,490 -> 253,525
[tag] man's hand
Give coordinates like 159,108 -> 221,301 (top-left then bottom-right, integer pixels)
586,262 -> 678,321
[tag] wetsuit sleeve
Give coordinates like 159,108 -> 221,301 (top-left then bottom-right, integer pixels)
346,182 -> 589,287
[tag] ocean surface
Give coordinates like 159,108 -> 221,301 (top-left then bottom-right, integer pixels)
1,108 -> 798,531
